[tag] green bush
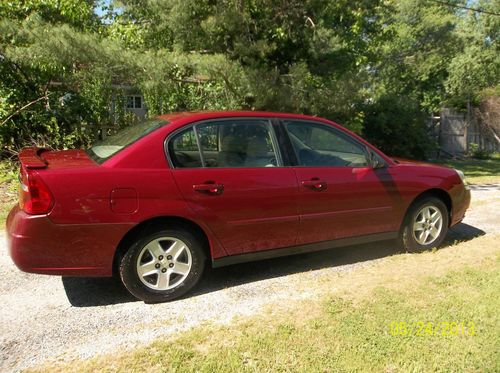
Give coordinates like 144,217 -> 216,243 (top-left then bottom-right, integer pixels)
468,143 -> 493,160
362,95 -> 436,160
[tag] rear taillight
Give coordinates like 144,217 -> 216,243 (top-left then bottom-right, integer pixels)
19,167 -> 54,214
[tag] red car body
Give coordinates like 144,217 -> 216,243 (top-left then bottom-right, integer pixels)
7,111 -> 470,277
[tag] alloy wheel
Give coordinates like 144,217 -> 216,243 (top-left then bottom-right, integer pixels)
136,237 -> 192,290
412,205 -> 443,246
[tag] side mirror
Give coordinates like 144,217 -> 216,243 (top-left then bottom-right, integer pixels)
367,148 -> 385,169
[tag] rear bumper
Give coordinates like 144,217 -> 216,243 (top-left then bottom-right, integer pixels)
6,205 -> 133,276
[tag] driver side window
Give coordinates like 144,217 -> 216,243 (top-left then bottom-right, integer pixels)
285,121 -> 368,167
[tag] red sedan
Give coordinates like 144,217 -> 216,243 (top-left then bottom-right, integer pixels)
6,111 -> 471,302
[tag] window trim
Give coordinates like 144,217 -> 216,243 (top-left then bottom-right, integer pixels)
125,95 -> 143,109
192,125 -> 206,167
164,117 -> 285,169
270,118 -> 297,166
279,119 -> 372,168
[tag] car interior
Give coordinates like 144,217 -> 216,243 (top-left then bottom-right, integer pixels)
169,120 -> 369,168
285,122 -> 369,167
170,121 -> 277,168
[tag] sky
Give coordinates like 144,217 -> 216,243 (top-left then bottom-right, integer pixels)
94,0 -> 112,18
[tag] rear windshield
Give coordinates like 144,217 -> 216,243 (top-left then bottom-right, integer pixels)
88,119 -> 168,163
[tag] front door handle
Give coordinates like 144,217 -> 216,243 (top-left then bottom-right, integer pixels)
193,182 -> 224,195
301,178 -> 327,191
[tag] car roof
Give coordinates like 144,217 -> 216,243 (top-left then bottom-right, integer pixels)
157,111 -> 328,124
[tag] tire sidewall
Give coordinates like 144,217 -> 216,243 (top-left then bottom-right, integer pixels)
120,228 -> 205,303
402,197 -> 449,252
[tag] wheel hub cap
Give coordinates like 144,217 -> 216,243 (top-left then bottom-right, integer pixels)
136,237 -> 192,291
412,206 -> 443,246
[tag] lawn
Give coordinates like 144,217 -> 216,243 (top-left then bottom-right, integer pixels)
30,234 -> 500,373
434,154 -> 500,184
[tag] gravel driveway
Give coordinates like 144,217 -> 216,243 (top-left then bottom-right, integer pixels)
1,185 -> 499,372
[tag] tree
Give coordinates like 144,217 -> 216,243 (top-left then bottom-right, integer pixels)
445,0 -> 500,106
0,1 -> 135,152
1,0 -> 498,158
111,0 -> 388,130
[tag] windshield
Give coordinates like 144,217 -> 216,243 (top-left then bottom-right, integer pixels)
88,118 -> 168,163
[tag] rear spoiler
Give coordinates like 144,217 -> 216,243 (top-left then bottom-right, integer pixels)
19,147 -> 48,169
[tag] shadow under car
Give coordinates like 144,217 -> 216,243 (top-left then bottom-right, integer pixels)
62,222 -> 485,307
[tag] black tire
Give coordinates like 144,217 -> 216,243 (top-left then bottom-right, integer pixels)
400,197 -> 449,252
119,227 -> 206,303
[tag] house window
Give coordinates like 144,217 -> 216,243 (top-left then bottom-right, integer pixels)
126,95 -> 142,109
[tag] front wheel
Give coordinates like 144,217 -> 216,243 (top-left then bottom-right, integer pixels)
400,197 -> 449,252
120,227 -> 206,303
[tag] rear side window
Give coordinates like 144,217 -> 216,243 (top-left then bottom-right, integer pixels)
169,119 -> 281,168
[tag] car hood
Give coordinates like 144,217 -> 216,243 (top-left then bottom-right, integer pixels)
392,157 -> 447,169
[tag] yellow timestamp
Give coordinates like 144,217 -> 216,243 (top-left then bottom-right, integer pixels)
388,321 -> 475,337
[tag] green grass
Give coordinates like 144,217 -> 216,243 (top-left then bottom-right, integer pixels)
33,235 -> 500,373
0,160 -> 18,227
434,154 -> 500,184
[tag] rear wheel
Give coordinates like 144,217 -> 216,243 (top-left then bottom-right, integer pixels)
120,227 -> 205,303
400,197 -> 449,252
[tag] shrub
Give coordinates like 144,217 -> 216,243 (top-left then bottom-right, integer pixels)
362,95 -> 436,160
468,143 -> 493,160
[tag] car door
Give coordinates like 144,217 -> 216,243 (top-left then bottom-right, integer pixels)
282,119 -> 400,245
168,118 -> 300,255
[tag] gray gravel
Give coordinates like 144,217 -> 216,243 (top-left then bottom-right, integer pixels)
1,185 -> 499,372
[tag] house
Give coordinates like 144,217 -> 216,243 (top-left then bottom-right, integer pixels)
124,93 -> 146,119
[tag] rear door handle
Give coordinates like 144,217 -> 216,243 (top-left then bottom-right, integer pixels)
193,182 -> 224,195
301,178 -> 327,191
